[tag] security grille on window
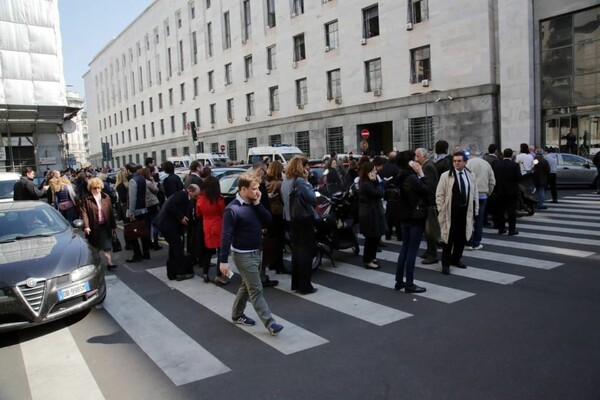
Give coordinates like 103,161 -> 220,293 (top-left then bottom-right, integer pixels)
246,93 -> 255,116
269,134 -> 282,146
410,45 -> 431,83
267,45 -> 277,70
247,137 -> 257,150
223,12 -> 231,49
196,142 -> 205,153
327,69 -> 342,100
136,154 -> 140,164
210,143 -> 219,153
408,0 -> 429,24
362,5 -> 379,39
409,116 -> 435,151
171,148 -> 178,156
293,34 -> 306,62
227,140 -> 237,161
325,20 -> 339,49
296,78 -> 308,106
365,58 -> 382,91
269,86 -> 279,111
295,131 -> 310,156
266,0 -> 276,27
326,127 -> 344,155
183,146 -> 190,156
160,150 -> 167,163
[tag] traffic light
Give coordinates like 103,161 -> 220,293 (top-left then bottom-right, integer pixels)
190,121 -> 197,141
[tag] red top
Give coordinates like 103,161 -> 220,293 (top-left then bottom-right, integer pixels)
196,194 -> 225,249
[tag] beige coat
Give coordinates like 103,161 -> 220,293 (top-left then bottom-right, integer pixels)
436,169 -> 479,244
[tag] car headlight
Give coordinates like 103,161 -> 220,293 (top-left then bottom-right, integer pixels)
70,264 -> 97,282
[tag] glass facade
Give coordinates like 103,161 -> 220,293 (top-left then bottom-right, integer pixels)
541,6 -> 600,155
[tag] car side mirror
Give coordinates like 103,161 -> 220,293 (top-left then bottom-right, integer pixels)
72,219 -> 84,229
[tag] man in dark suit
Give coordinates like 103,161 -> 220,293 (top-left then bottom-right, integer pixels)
492,148 -> 522,235
162,161 -> 184,199
157,184 -> 200,280
13,167 -> 48,200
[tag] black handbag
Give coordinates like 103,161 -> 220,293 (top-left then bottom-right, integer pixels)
111,231 -> 122,252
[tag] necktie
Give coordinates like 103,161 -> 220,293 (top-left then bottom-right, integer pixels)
459,171 -> 466,202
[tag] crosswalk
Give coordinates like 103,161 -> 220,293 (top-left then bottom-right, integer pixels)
8,192 -> 600,395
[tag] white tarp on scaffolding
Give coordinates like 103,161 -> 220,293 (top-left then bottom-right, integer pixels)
0,0 -> 66,106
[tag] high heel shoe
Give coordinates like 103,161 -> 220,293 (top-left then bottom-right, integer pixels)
203,274 -> 209,283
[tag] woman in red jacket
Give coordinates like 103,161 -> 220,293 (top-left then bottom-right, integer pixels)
196,176 -> 226,283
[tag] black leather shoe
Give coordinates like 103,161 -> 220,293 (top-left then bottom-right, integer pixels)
508,230 -> 519,236
405,284 -> 426,293
394,281 -> 406,291
176,273 -> 195,281
498,229 -> 506,235
421,258 -> 439,265
262,278 -> 279,287
298,288 -> 318,295
442,265 -> 450,275
452,261 -> 467,269
125,257 -> 142,263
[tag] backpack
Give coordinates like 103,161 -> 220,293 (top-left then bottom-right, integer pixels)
385,183 -> 402,203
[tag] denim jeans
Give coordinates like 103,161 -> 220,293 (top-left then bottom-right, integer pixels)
395,223 -> 424,286
231,251 -> 276,329
467,197 -> 487,247
536,186 -> 546,208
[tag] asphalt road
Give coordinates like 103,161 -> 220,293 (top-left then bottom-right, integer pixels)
1,189 -> 599,400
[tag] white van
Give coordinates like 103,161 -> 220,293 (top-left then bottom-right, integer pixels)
247,145 -> 304,165
0,172 -> 20,203
167,152 -> 231,168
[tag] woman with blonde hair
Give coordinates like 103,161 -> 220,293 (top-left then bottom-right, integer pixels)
280,156 -> 318,294
49,171 -> 78,223
80,177 -> 118,270
264,160 -> 286,274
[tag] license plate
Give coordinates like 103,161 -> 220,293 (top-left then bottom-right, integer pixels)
58,281 -> 90,301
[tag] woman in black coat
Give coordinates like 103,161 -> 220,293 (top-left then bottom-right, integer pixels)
394,150 -> 430,293
358,161 -> 385,269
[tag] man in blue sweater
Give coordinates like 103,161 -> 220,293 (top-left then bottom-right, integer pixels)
219,174 -> 284,336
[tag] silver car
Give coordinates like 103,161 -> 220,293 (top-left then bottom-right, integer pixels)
549,153 -> 598,187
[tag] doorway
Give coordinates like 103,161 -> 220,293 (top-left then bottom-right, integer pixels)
544,112 -> 600,157
356,121 -> 393,156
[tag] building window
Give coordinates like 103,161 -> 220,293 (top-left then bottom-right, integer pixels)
149,97 -> 153,112
170,115 -> 176,132
242,0 -> 252,40
141,101 -> 145,116
171,148 -> 177,157
246,92 -> 255,116
410,45 -> 431,83
247,137 -> 257,150
193,77 -> 199,97
147,61 -> 152,86
210,103 -> 216,124
223,11 -> 231,49
362,5 -> 379,39
207,22 -> 213,57
327,69 -> 342,100
293,34 -> 306,62
296,78 -> 308,106
179,40 -> 185,72
327,127 -> 344,155
192,31 -> 198,64
295,131 -> 310,156
226,98 -> 234,121
206,0 -> 211,9
208,70 -> 214,91
176,10 -> 182,28
291,0 -> 304,16
269,86 -> 279,111
167,47 -> 173,77
409,116 -> 435,150
195,108 -> 201,126
227,140 -> 237,161
160,119 -> 165,135
151,122 -> 155,137
169,88 -> 174,105
159,93 -> 163,109
269,134 -> 282,146
133,104 -> 137,118
267,45 -> 277,70
266,0 -> 276,27
120,110 -> 123,123
142,125 -> 147,139
161,149 -> 167,163
224,63 -> 232,85
135,128 -> 139,141
244,55 -> 253,80
126,108 -> 130,120
365,58 -> 382,91
325,20 -> 339,50
128,129 -> 132,142
210,142 -> 219,153
408,0 -> 428,23
183,146 -> 190,156
136,154 -> 140,164
180,83 -> 185,102
196,142 -> 205,153
182,112 -> 187,131
154,27 -> 160,44
190,2 -> 195,19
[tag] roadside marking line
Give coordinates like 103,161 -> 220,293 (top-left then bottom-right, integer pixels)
368,246 -> 523,284
541,203 -> 600,210
528,215 -> 598,227
20,327 -> 105,400
147,268 -> 329,355
515,223 -> 600,238
273,274 -> 412,326
103,276 -> 231,385
532,212 -> 600,221
482,228 -> 600,246
480,238 -> 595,258
555,198 -> 600,204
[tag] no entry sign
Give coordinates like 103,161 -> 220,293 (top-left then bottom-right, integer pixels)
361,129 -> 369,139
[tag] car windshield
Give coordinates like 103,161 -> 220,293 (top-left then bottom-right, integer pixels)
283,153 -> 304,161
0,207 -> 69,242
0,181 -> 17,200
